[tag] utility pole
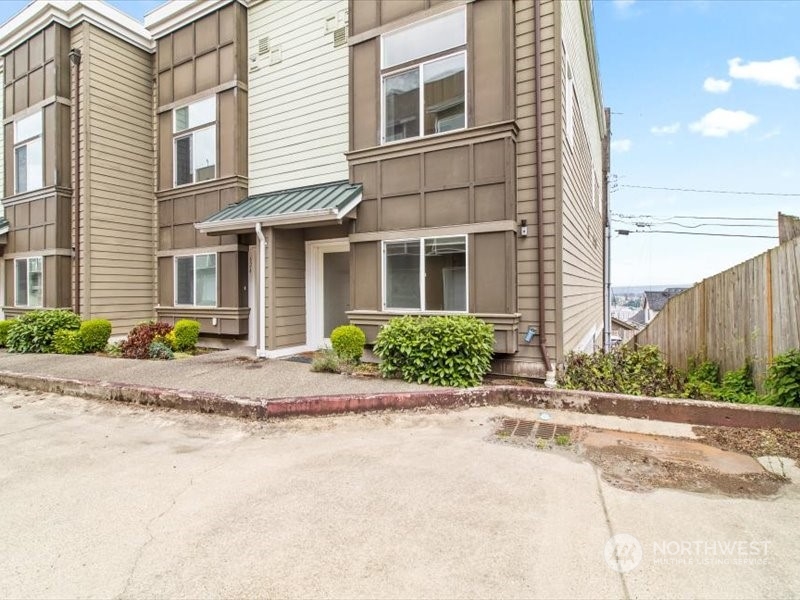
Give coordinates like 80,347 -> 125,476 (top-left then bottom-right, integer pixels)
603,107 -> 612,352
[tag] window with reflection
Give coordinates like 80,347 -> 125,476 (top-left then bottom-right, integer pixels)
173,96 -> 217,186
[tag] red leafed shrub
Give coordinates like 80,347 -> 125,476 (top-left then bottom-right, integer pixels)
121,321 -> 173,359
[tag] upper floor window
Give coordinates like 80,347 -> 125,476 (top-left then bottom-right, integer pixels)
15,256 -> 43,308
173,96 -> 216,186
175,253 -> 217,307
14,112 -> 43,194
381,9 -> 467,144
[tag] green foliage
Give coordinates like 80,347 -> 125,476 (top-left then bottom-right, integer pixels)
79,319 -> 112,353
765,349 -> 800,407
330,325 -> 366,363
0,319 -> 14,347
121,321 -> 173,359
53,329 -> 84,355
172,319 -> 200,352
148,341 -> 174,360
6,309 -> 81,353
559,345 -> 684,397
373,315 -> 495,387
684,358 -> 721,400
105,342 -> 123,357
310,348 -> 343,373
718,362 -> 758,403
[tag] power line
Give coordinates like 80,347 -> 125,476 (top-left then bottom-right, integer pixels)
612,212 -> 777,222
611,218 -> 775,229
618,184 -> 800,197
615,229 -> 777,239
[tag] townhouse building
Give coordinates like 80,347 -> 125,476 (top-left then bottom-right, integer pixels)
0,0 -> 607,381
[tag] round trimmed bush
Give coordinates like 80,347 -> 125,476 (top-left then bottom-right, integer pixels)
79,319 -> 112,352
373,315 -> 495,387
330,325 -> 366,362
172,319 -> 200,352
0,319 -> 14,347
53,329 -> 84,355
148,341 -> 174,360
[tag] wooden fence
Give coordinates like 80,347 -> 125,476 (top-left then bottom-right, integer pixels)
632,235 -> 800,390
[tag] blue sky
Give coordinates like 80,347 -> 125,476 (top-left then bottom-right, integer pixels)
595,0 -> 800,286
1,1 -> 797,287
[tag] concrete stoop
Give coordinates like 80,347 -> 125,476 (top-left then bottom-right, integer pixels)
0,369 -> 799,430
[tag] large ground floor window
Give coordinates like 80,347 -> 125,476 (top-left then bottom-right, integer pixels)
15,256 -> 43,307
175,253 -> 217,307
383,236 -> 467,312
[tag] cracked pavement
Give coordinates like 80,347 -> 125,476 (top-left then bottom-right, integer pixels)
1,387 -> 799,599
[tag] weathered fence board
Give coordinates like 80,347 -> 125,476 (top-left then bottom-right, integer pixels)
633,236 -> 800,390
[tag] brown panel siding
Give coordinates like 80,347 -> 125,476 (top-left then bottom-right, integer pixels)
267,228 -> 307,349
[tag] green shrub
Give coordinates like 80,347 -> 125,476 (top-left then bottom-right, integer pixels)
559,345 -> 684,397
330,325 -> 366,363
373,315 -> 495,387
148,341 -> 174,360
79,319 -> 112,352
684,359 -> 721,400
105,341 -> 123,357
171,319 -> 200,352
121,321 -> 173,359
53,329 -> 84,355
310,348 -> 343,373
765,349 -> 800,407
6,309 -> 81,353
0,319 -> 14,347
718,362 -> 758,403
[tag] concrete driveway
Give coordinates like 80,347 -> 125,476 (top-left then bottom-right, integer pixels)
1,388 -> 798,599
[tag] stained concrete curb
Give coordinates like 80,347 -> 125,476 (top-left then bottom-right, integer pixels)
1,369 -> 799,430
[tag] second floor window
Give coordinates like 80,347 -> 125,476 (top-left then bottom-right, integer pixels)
381,8 -> 466,144
174,96 -> 216,186
14,112 -> 43,194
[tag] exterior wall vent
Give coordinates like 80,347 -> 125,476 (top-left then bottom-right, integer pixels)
333,26 -> 347,48
258,37 -> 270,55
270,46 -> 282,65
325,16 -> 337,34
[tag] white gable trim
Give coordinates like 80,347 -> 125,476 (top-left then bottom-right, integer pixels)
0,1 -> 154,54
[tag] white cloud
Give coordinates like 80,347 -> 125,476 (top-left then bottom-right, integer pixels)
703,77 -> 731,93
611,138 -> 632,152
728,56 -> 800,89
650,122 -> 680,135
688,108 -> 758,137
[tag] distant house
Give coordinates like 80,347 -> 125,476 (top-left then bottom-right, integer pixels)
611,317 -> 639,346
643,288 -> 688,323
629,309 -> 646,327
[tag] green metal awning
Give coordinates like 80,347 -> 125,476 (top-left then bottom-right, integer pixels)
0,216 -> 9,239
196,180 -> 362,233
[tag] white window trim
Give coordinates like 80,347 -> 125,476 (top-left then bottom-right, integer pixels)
380,50 -> 468,146
13,111 -> 43,195
381,235 -> 469,313
379,6 -> 466,70
172,96 -> 217,188
14,256 -> 43,308
174,253 -> 218,308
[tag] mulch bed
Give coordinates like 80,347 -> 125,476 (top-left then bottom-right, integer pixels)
693,425 -> 800,463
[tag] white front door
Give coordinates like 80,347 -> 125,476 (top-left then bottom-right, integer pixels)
305,238 -> 350,349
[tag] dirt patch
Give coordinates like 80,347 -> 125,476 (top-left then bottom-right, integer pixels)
693,425 -> 800,464
583,443 -> 784,497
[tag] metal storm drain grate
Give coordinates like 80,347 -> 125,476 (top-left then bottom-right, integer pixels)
496,418 -> 574,444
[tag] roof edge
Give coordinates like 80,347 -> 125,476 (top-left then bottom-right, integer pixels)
145,0 -> 247,39
0,1 -> 154,55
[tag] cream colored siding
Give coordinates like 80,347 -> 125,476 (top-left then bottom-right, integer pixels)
85,26 -> 155,332
559,1 -> 604,355
514,0 -> 557,376
266,227 -> 306,349
247,0 -> 349,195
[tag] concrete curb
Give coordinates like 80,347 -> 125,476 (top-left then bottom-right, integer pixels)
1,369 -> 799,430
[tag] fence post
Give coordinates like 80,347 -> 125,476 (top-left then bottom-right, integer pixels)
766,251 -> 773,363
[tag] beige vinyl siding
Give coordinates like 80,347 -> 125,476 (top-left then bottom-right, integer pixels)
558,0 -> 604,356
85,26 -> 155,332
514,0 -> 557,376
266,228 -> 306,350
247,0 -> 348,195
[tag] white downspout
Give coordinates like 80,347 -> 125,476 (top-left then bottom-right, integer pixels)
255,223 -> 268,358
